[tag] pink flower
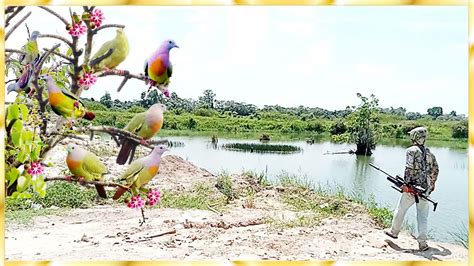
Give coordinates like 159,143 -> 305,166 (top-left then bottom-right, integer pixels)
69,22 -> 86,37
127,195 -> 145,209
147,189 -> 161,206
90,9 -> 105,28
79,72 -> 97,88
163,88 -> 170,98
27,161 -> 44,177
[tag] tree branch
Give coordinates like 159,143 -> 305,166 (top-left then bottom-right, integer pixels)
76,126 -> 168,149
93,24 -> 125,34
39,34 -> 74,48
44,176 -> 130,191
5,11 -> 32,41
96,69 -> 147,92
5,6 -> 25,27
43,48 -> 73,63
35,44 -> 61,76
38,6 -> 69,26
5,48 -> 25,54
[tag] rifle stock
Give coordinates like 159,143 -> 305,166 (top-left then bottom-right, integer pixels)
369,163 -> 438,212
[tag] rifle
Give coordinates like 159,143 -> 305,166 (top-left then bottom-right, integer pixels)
369,163 -> 438,212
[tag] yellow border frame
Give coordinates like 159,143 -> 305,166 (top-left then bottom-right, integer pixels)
0,1 -> 470,266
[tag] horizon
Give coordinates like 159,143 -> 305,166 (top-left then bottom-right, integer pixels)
5,6 -> 468,114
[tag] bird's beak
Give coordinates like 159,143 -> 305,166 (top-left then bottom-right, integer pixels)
174,44 -> 179,49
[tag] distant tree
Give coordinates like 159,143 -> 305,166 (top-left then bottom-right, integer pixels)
100,92 -> 113,108
427,106 -> 443,119
452,121 -> 468,139
198,89 -> 216,109
345,93 -> 380,156
406,112 -> 422,120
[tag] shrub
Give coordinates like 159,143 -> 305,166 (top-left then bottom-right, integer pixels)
452,121 -> 468,139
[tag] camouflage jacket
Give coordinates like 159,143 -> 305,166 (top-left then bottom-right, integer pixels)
404,145 -> 439,195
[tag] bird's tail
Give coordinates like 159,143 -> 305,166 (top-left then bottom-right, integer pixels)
95,184 -> 107,199
116,140 -> 136,165
113,186 -> 128,200
83,111 -> 95,120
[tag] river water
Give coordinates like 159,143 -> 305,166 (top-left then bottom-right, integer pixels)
157,135 -> 467,243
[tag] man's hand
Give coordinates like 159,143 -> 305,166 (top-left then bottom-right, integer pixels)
402,185 -> 415,193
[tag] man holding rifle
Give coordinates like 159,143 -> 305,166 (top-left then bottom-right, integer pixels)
384,127 -> 439,251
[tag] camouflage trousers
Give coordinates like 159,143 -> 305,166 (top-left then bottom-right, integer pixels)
388,192 -> 429,245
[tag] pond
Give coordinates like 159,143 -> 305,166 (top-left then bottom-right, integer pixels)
155,135 -> 467,244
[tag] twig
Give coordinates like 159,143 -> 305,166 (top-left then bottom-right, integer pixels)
5,48 -> 26,55
43,48 -> 74,63
5,11 -> 32,41
116,76 -> 130,92
138,229 -> 177,241
39,34 -> 74,48
139,208 -> 148,226
44,176 -> 130,191
77,126 -> 168,149
207,204 -> 223,216
38,6 -> 69,26
35,43 -> 61,77
5,6 -> 17,15
93,24 -> 125,34
5,6 -> 25,27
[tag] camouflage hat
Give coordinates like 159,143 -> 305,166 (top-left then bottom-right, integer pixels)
409,127 -> 428,145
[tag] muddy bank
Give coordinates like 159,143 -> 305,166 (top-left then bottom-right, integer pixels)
5,139 -> 468,261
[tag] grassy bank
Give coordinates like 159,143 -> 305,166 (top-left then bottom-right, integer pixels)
83,109 -> 467,148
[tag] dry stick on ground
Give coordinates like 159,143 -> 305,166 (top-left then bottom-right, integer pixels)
44,176 -> 130,191
5,11 -> 32,40
138,229 -> 177,242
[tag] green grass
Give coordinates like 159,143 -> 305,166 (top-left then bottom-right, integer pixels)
222,143 -> 302,153
158,182 -> 226,211
265,213 -> 322,229
5,208 -> 64,225
215,173 -> 238,202
448,222 -> 468,248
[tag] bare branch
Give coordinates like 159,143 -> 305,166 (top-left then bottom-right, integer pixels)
116,76 -> 130,92
5,48 -> 25,54
43,48 -> 73,63
5,11 -> 32,41
38,6 -> 69,26
5,6 -> 25,27
44,176 -> 130,191
35,43 -> 61,77
39,34 -> 73,48
93,24 -> 125,34
76,125 -> 168,150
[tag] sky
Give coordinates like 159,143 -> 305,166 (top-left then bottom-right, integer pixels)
5,6 -> 468,114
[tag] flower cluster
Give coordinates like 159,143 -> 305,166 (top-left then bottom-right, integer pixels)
79,72 -> 97,88
90,9 -> 105,28
127,195 -> 145,209
27,161 -> 44,177
68,22 -> 86,37
147,189 -> 161,206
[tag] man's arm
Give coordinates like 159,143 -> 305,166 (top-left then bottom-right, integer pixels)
429,153 -> 439,192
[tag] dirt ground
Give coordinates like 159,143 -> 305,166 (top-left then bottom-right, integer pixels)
5,140 -> 468,261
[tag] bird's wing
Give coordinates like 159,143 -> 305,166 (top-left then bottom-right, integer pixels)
124,112 -> 146,134
83,152 -> 108,176
167,63 -> 173,78
119,159 -> 145,185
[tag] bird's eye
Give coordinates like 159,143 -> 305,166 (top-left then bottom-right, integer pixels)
169,41 -> 172,44
72,147 -> 74,149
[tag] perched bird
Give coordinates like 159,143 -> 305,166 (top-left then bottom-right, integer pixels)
7,64 -> 34,95
116,103 -> 166,165
19,31 -> 40,65
89,28 -> 129,71
66,144 -> 108,198
43,74 -> 95,123
144,39 -> 178,93
113,145 -> 169,200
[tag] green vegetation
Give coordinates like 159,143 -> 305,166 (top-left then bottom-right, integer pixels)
82,90 -> 467,148
222,143 -> 302,153
158,182 -> 226,211
215,173 -> 238,203
449,223 -> 468,248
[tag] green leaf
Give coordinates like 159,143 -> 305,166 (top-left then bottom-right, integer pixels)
34,176 -> 46,193
10,191 -> 20,199
6,167 -> 20,187
19,104 -> 29,120
7,103 -> 20,122
11,120 -> 23,146
22,131 -> 33,145
66,47 -> 73,57
18,191 -> 32,199
31,145 -> 42,162
16,175 -> 30,193
17,146 -> 29,163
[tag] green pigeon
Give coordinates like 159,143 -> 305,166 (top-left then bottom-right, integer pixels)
89,28 -> 129,71
116,103 -> 166,165
113,145 -> 169,200
42,74 -> 95,123
66,144 -> 108,198
19,31 -> 40,65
